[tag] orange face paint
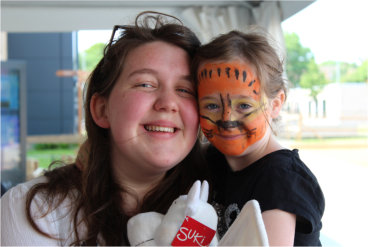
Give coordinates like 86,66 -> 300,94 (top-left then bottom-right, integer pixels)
198,61 -> 268,156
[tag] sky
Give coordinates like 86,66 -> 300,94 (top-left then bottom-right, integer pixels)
78,0 -> 368,65
281,0 -> 368,65
78,29 -> 111,52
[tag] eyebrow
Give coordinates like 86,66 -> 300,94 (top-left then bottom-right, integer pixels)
128,68 -> 192,83
199,94 -> 255,101
231,95 -> 255,100
127,68 -> 158,78
199,96 -> 218,101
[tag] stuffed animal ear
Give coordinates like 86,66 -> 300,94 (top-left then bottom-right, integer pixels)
185,180 -> 201,217
218,200 -> 269,246
200,180 -> 209,202
187,180 -> 201,202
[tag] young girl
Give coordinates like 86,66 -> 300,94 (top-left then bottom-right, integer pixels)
192,30 -> 325,246
1,12 -> 205,245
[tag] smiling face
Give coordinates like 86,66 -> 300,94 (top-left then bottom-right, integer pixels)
92,41 -> 199,176
198,61 -> 269,156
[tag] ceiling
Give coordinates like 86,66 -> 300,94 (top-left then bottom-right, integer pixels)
1,1 -> 314,32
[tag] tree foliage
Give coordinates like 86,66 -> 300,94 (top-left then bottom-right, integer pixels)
78,43 -> 105,71
284,32 -> 314,87
320,61 -> 358,82
341,59 -> 368,82
300,59 -> 328,101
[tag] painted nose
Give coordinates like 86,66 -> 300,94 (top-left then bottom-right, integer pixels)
216,120 -> 241,129
222,103 -> 232,121
154,91 -> 179,112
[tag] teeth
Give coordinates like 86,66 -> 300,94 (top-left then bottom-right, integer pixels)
145,125 -> 175,133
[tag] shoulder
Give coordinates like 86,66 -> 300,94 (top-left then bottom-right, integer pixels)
261,149 -> 319,183
1,177 -> 48,222
1,176 -> 63,245
261,149 -> 299,165
2,176 -> 48,201
254,149 -> 325,233
1,176 -> 63,215
2,176 -> 79,244
256,149 -> 323,195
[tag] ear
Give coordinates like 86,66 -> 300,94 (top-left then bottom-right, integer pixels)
270,90 -> 285,119
90,93 -> 110,128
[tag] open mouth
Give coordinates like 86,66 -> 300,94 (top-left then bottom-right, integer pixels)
144,125 -> 176,133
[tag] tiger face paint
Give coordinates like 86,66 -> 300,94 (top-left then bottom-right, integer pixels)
197,61 -> 268,156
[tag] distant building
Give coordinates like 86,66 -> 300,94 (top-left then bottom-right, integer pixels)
282,82 -> 368,138
7,33 -> 78,135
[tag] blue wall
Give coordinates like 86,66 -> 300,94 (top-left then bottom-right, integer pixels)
8,33 -> 78,135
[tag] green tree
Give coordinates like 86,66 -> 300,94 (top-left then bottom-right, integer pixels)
320,61 -> 358,82
341,59 -> 368,82
300,59 -> 328,116
284,32 -> 314,87
78,43 -> 105,71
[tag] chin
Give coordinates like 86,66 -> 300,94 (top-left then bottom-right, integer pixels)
220,148 -> 245,156
151,157 -> 184,171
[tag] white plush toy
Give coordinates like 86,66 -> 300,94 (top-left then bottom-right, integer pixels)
127,180 -> 269,246
127,180 -> 218,246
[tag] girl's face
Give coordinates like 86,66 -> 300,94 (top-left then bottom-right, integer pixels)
92,41 -> 199,176
197,61 -> 270,156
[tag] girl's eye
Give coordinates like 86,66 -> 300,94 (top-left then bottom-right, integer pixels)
205,103 -> 220,110
238,103 -> 251,110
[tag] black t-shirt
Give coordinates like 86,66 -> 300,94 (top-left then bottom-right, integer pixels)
207,146 -> 325,246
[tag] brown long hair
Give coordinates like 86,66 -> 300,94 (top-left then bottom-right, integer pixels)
26,11 -> 203,246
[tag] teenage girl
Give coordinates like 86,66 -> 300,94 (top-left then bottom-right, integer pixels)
1,12 -> 205,245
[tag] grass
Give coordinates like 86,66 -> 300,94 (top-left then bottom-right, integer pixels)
27,144 -> 79,169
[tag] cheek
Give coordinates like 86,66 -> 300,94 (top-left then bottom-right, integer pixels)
108,92 -> 152,128
243,112 -> 268,137
200,117 -> 215,133
126,94 -> 152,116
199,107 -> 221,122
199,105 -> 221,133
181,99 -> 199,135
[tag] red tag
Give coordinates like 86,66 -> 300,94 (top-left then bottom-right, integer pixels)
171,216 -> 216,247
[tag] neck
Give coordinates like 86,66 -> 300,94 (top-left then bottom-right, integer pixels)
225,130 -> 283,171
112,160 -> 166,215
121,174 -> 164,215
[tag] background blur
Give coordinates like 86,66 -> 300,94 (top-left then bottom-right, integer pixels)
1,1 -> 367,246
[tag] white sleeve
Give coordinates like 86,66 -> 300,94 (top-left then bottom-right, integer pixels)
1,177 -> 62,246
